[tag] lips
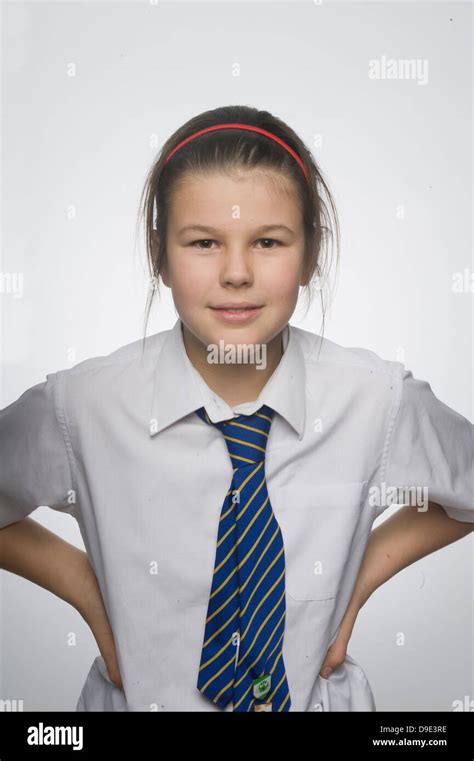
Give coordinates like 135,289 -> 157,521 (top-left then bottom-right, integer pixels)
210,304 -> 262,310
209,304 -> 263,323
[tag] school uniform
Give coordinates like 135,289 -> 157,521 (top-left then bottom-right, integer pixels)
0,318 -> 472,711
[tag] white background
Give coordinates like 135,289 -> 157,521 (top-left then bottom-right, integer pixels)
1,0 -> 472,711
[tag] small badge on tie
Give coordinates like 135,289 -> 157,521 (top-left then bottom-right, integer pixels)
253,673 -> 271,700
254,702 -> 272,712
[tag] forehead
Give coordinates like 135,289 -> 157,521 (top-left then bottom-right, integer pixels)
168,169 -> 302,227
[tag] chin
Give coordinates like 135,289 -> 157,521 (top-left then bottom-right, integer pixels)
213,328 -> 274,349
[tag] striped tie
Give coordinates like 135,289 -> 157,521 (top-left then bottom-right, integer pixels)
195,403 -> 291,712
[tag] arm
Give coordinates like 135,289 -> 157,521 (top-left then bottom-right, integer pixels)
352,501 -> 472,608
0,512 -> 123,689
0,515 -> 92,610
319,502 -> 473,677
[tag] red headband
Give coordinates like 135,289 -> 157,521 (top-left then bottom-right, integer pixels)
163,123 -> 310,182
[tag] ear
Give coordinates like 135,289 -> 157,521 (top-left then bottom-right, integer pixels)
151,231 -> 170,288
161,265 -> 170,288
299,249 -> 310,287
299,262 -> 310,288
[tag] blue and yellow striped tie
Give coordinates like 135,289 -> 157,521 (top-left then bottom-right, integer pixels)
195,403 -> 291,712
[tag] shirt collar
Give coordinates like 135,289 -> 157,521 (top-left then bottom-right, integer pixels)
149,318 -> 306,440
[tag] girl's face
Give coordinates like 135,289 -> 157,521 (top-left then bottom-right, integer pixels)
162,168 -> 306,351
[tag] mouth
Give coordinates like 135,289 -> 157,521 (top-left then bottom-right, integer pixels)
209,304 -> 263,323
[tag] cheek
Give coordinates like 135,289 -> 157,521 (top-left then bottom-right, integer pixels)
167,252 -> 212,301
261,258 -> 302,301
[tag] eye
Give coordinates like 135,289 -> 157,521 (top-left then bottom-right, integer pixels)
256,238 -> 281,249
188,238 -> 282,250
190,239 -> 216,249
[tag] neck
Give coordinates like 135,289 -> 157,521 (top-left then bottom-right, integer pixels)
181,323 -> 285,407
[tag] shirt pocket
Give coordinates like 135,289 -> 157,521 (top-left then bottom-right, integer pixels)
275,480 -> 369,601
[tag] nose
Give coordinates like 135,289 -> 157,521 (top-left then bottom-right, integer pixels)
219,246 -> 254,288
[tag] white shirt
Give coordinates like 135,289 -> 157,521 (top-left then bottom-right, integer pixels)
0,318 -> 472,712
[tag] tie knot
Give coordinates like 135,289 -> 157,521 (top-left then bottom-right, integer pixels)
196,404 -> 274,467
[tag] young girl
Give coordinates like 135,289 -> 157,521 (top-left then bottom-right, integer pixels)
0,105 -> 472,712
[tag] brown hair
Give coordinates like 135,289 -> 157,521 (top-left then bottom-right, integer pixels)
136,105 -> 340,352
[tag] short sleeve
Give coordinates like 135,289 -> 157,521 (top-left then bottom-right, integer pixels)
384,368 -> 473,523
0,371 -> 76,529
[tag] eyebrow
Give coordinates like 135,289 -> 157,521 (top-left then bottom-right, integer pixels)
177,224 -> 295,236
